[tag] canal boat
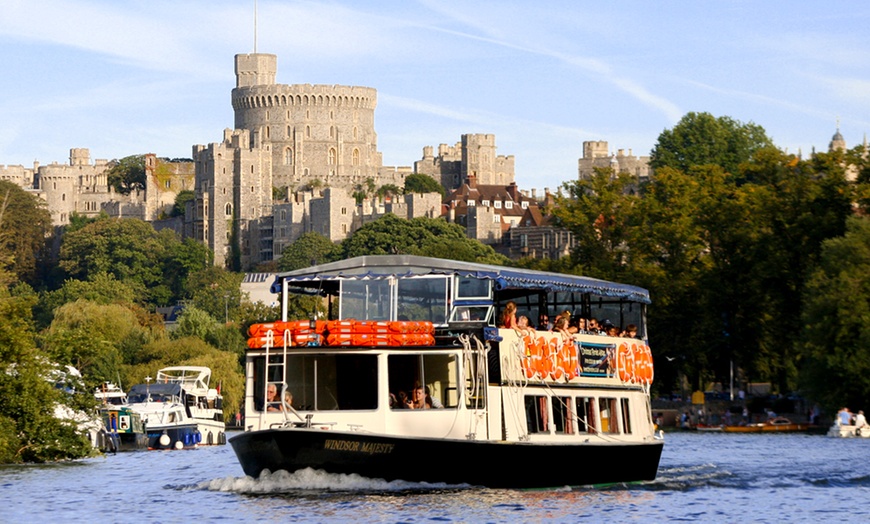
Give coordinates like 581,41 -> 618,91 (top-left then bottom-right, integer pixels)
155,366 -> 226,445
230,255 -> 664,488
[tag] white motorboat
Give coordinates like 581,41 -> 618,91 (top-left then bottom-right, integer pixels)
827,423 -> 870,438
154,366 -> 226,445
126,381 -> 202,450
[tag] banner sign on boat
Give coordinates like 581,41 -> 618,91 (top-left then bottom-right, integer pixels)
578,342 -> 614,377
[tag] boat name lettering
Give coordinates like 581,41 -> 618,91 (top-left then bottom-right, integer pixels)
583,347 -> 607,357
324,439 -> 395,454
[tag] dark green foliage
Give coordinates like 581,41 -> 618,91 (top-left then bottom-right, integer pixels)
650,112 -> 774,175
172,190 -> 195,217
106,155 -> 146,194
0,181 -> 52,286
278,232 -> 340,271
404,173 -> 446,197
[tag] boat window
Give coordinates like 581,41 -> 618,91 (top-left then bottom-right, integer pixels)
576,396 -> 597,434
599,397 -> 619,434
455,276 -> 490,300
524,395 -> 549,434
449,305 -> 491,324
253,354 -> 379,411
553,396 -> 574,435
341,279 -> 392,320
388,353 -> 458,409
620,398 -> 632,434
397,277 -> 448,325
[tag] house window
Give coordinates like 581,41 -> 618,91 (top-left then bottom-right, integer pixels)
467,200 -> 476,207
521,201 -> 529,209
164,180 -> 171,189
492,214 -> 500,223
481,200 -> 490,207
341,207 -> 347,215
494,201 -> 502,209
505,201 -> 513,209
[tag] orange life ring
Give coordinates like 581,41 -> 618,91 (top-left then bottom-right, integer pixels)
564,341 -> 579,380
617,343 -> 636,383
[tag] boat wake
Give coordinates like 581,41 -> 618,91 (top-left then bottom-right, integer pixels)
200,467 -> 470,494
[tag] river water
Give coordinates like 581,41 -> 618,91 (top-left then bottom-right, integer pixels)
2,430 -> 868,523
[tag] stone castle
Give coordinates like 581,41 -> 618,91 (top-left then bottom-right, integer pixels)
25,51 -> 837,268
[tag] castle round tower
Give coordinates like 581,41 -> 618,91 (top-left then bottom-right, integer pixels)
231,54 -> 382,192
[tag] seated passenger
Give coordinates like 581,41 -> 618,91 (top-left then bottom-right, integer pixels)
516,315 -> 536,337
621,323 -> 639,339
553,316 -> 573,343
408,386 -> 429,409
266,383 -> 281,412
537,313 -> 553,331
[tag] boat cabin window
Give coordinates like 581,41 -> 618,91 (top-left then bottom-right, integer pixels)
525,395 -> 549,434
576,396 -> 597,434
339,276 -> 449,324
388,353 -> 457,409
599,397 -> 619,434
455,276 -> 491,300
449,305 -> 492,324
553,396 -> 575,435
253,354 -> 379,411
620,398 -> 633,434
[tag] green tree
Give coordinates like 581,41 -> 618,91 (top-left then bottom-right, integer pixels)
172,190 -> 195,217
340,214 -> 508,265
34,272 -> 138,328
404,173 -> 446,197
185,266 -> 245,323
0,180 -> 52,286
0,288 -> 93,463
650,112 -> 773,175
58,217 -> 167,302
800,216 -> 870,413
106,155 -> 146,194
278,232 -> 340,271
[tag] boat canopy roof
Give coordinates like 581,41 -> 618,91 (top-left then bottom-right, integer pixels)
128,382 -> 183,399
271,255 -> 650,304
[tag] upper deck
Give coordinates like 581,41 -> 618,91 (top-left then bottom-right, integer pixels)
270,255 -> 650,339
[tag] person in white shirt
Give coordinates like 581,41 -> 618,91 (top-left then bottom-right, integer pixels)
854,410 -> 868,428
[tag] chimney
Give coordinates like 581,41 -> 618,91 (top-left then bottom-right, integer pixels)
507,181 -> 519,201
467,174 -> 477,189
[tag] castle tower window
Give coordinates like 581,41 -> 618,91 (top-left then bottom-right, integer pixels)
306,126 -> 311,138
352,149 -> 360,166
223,188 -> 226,195
328,148 -> 337,165
280,210 -> 286,220
353,127 -> 358,140
225,203 -> 232,216
287,126 -> 292,138
251,186 -> 255,193
341,207 -> 347,215
285,148 -> 293,165
266,126 -> 270,139
330,126 -> 335,138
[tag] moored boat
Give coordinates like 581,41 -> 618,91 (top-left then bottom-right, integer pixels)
723,417 -> 811,433
827,423 -> 870,438
126,381 -> 201,450
94,382 -> 148,451
155,366 -> 226,445
230,255 -> 664,488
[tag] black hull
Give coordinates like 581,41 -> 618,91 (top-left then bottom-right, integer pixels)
117,432 -> 149,452
230,429 -> 663,489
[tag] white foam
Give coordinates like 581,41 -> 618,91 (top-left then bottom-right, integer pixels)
202,468 -> 465,493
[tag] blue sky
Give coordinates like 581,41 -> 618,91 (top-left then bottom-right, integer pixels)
1,1 -> 868,190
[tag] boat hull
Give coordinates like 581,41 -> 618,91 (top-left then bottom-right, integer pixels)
230,428 -> 663,489
145,423 -> 201,450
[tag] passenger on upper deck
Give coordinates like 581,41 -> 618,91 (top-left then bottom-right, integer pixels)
499,301 -> 518,329
587,318 -> 603,335
516,315 -> 536,337
537,313 -> 553,331
621,324 -> 639,339
553,316 -> 573,343
837,407 -> 853,426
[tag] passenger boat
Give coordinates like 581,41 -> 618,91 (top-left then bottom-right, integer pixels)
155,366 -> 226,445
723,417 -> 811,433
230,255 -> 664,488
126,380 -> 202,450
94,383 -> 148,452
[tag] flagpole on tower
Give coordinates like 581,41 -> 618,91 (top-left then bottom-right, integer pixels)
254,0 -> 258,53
